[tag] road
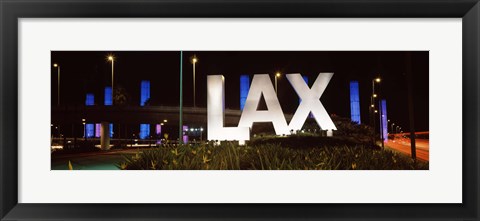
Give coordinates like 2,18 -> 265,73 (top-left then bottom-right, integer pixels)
384,132 -> 429,161
51,148 -> 148,170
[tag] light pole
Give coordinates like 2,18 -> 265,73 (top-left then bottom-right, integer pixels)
82,122 -> 86,139
275,72 -> 281,94
82,118 -> 86,141
387,119 -> 390,133
53,63 -> 60,106
108,55 -> 115,103
370,77 -> 381,145
179,51 -> 184,144
391,123 -> 395,134
192,56 -> 198,107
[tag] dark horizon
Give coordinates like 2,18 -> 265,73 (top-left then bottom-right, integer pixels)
51,51 -> 429,132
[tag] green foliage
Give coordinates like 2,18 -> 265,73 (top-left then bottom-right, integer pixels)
248,135 -> 372,150
117,143 -> 428,170
249,116 -> 376,149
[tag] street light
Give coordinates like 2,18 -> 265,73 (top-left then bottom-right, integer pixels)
163,119 -> 168,123
107,54 -> 115,103
53,63 -> 60,106
275,72 -> 281,94
192,56 -> 198,107
81,118 -> 86,139
370,77 -> 381,146
82,122 -> 86,138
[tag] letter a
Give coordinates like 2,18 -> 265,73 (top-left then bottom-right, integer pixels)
238,74 -> 290,135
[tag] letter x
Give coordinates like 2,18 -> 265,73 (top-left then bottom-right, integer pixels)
286,73 -> 337,131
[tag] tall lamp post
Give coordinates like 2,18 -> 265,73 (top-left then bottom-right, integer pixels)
108,55 -> 115,103
179,51 -> 184,144
192,56 -> 198,107
275,72 -> 281,94
370,77 -> 381,145
82,123 -> 86,140
387,119 -> 390,134
160,122 -> 165,132
53,63 -> 60,106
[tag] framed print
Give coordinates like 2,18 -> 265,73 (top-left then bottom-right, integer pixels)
1,0 -> 479,220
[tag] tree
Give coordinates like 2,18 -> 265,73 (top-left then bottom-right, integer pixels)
113,84 -> 130,105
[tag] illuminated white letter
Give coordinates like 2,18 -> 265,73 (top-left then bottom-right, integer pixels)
238,74 -> 290,135
287,73 -> 337,134
207,75 -> 250,143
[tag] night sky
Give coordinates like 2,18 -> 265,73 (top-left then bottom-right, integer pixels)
51,51 -> 429,132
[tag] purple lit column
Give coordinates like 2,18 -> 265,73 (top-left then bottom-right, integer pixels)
183,125 -> 189,144
156,124 -> 162,144
379,99 -> 388,142
95,123 -> 101,137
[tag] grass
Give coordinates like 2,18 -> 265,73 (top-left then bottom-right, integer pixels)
117,142 -> 428,170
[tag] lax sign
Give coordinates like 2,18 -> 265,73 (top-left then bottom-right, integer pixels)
207,73 -> 337,144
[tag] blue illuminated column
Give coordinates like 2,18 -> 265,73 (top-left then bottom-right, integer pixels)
380,99 -> 388,142
140,81 -> 151,106
139,124 -> 150,139
299,76 -> 309,104
300,76 -> 313,118
349,81 -> 361,124
85,93 -> 95,138
104,87 -> 112,105
240,75 -> 250,110
139,81 -> 150,139
104,87 -> 113,137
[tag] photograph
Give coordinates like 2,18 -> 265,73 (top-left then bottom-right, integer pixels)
50,51 -> 429,170
3,0 -> 478,219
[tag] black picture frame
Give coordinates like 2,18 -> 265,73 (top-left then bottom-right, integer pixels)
1,0 -> 479,220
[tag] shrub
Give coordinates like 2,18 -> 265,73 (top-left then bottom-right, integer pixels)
117,143 -> 428,170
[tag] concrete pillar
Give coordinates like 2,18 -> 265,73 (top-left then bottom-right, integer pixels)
100,121 -> 110,150
327,129 -> 333,137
